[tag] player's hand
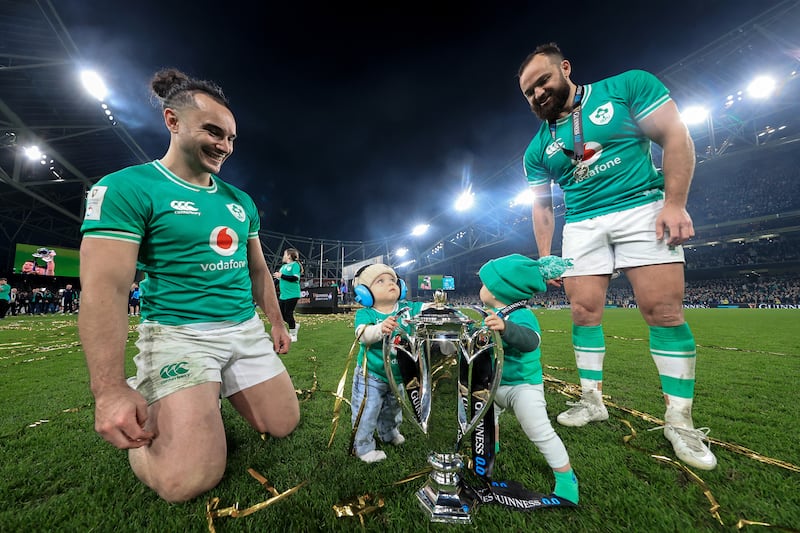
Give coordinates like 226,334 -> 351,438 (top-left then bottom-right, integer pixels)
484,310 -> 505,333
93,382 -> 154,449
272,324 -> 291,353
272,271 -> 281,280
656,204 -> 695,246
546,278 -> 563,288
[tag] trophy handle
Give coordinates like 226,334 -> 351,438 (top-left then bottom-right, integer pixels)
456,327 -> 504,444
384,329 -> 432,434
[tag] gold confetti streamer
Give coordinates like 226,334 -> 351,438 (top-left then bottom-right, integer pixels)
332,467 -> 431,526
295,367 -> 319,403
391,467 -> 432,486
333,493 -> 385,528
347,361 -> 370,456
545,374 -> 800,472
206,476 -> 307,531
247,468 -> 280,497
736,518 -> 800,532
328,330 -> 364,449
621,420 -> 723,525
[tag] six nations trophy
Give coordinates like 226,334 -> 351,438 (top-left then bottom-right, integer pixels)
383,291 -> 503,524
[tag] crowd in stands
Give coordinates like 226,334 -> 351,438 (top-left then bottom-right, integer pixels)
520,275 -> 800,307
438,273 -> 800,308
686,238 -> 800,269
688,148 -> 800,226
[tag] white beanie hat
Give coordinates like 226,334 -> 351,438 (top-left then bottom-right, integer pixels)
355,263 -> 397,288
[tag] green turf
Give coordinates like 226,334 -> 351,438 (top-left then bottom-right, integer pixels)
1,309 -> 798,532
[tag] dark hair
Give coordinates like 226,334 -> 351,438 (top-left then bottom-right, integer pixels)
517,42 -> 564,77
285,248 -> 304,274
150,68 -> 230,111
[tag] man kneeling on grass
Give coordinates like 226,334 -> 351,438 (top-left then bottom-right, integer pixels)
78,68 -> 299,502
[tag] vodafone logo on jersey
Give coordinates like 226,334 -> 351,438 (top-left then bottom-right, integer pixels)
209,226 -> 239,257
581,141 -> 603,165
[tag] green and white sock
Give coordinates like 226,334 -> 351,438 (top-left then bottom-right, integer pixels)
650,323 -> 696,402
573,324 -> 605,393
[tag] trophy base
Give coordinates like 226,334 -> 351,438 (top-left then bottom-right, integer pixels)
415,452 -> 478,524
416,485 -> 477,524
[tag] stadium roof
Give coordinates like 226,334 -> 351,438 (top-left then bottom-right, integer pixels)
0,0 -> 149,261
1,0 -> 799,274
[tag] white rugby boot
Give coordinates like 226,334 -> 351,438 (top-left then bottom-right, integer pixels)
557,389 -> 609,427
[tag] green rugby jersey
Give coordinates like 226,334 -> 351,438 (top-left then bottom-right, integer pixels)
278,261 -> 301,300
493,308 -> 543,386
355,301 -> 425,383
524,69 -> 670,223
81,160 -> 260,325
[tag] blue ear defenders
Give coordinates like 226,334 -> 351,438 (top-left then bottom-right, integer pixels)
353,265 -> 407,307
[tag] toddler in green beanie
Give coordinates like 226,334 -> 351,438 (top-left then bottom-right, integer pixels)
479,253 -> 579,505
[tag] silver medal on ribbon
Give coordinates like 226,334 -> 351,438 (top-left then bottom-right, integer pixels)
573,161 -> 589,181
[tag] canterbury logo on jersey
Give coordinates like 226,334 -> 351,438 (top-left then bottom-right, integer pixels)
170,200 -> 201,215
546,139 -> 565,157
159,362 -> 190,380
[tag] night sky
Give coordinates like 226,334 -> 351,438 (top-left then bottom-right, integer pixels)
57,1 -> 770,241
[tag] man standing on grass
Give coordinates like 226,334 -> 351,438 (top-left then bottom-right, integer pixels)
79,68 -> 299,502
518,42 -> 716,470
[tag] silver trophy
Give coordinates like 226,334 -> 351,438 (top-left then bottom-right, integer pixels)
384,292 -> 503,523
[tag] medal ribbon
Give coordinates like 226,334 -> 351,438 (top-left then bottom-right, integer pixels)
548,85 -> 584,166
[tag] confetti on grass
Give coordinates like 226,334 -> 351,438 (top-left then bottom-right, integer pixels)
206,470 -> 306,532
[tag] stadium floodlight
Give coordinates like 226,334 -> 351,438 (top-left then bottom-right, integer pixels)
81,69 -> 108,102
394,259 -> 416,269
23,145 -> 43,161
411,223 -> 430,236
510,188 -> 535,207
454,187 -> 474,211
747,75 -> 776,99
681,105 -> 709,125
395,247 -> 408,257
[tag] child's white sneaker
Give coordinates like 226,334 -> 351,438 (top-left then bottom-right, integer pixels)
358,450 -> 387,463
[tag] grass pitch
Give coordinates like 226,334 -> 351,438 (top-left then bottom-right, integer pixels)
1,308 -> 798,532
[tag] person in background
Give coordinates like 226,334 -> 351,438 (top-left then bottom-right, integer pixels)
128,283 -> 140,316
17,290 -> 29,315
518,42 -> 715,470
43,287 -> 56,314
479,253 -> 579,505
79,67 -> 299,502
30,289 -> 42,315
273,248 -> 302,342
62,284 -> 76,314
0,278 -> 10,319
9,287 -> 19,316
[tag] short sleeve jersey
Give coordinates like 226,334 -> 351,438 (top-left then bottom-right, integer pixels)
81,160 -> 260,326
523,70 -> 671,223
495,308 -> 544,386
278,262 -> 302,300
355,300 -> 425,384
